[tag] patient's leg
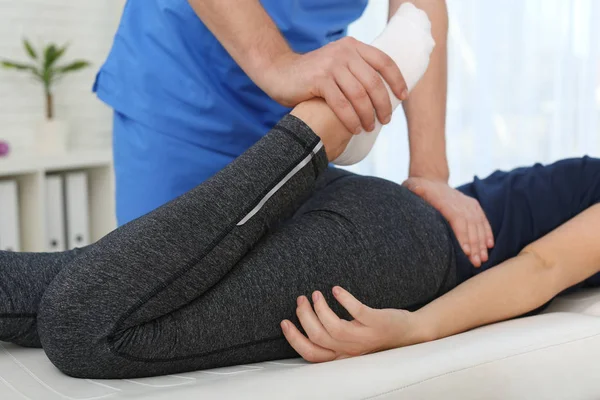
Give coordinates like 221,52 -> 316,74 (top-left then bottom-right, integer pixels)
0,98 -> 350,350
38,156 -> 455,379
93,170 -> 451,378
37,103 -> 355,378
0,248 -> 86,347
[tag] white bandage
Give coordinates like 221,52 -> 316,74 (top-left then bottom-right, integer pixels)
332,3 -> 435,166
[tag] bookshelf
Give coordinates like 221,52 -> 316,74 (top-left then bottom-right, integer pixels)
0,150 -> 116,252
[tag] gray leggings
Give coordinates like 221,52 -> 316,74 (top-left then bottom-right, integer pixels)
0,115 -> 456,379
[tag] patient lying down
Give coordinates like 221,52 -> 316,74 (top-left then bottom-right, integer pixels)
0,93 -> 599,378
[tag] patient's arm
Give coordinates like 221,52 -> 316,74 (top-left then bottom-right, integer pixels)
414,203 -> 600,342
282,204 -> 600,362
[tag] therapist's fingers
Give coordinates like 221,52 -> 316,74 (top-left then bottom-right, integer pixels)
467,220 -> 481,267
356,41 -> 408,102
335,68 -> 377,132
472,201 -> 492,261
348,57 -> 393,126
484,215 -> 495,249
476,220 -> 488,263
321,80 -> 362,135
451,218 -> 471,257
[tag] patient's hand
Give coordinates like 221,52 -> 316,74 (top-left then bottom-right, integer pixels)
281,286 -> 425,363
403,177 -> 494,267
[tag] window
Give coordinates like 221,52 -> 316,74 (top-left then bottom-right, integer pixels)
348,0 -> 600,185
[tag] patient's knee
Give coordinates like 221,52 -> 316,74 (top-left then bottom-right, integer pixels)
37,275 -> 113,378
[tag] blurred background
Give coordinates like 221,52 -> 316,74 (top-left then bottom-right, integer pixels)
349,0 -> 600,185
0,0 -> 598,252
0,1 -> 123,151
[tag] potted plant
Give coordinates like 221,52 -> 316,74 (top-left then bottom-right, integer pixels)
1,39 -> 90,154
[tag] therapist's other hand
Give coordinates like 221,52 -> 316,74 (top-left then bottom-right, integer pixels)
403,177 -> 494,267
281,287 -> 422,363
262,38 -> 408,134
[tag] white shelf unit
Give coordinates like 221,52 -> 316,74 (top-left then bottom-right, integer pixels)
0,150 -> 116,252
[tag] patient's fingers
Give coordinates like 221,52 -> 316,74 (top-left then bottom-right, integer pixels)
296,295 -> 338,349
312,291 -> 363,343
332,286 -> 375,325
281,320 -> 336,363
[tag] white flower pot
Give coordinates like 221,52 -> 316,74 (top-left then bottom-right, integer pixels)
35,120 -> 70,155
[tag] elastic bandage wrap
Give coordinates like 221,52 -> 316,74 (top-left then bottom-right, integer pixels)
332,3 -> 436,166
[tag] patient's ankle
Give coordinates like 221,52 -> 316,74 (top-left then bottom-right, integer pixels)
290,99 -> 352,161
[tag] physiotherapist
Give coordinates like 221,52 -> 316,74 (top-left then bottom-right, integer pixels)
94,0 -> 494,267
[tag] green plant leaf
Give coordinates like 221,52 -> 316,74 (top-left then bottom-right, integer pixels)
53,45 -> 68,64
43,44 -> 57,70
41,67 -> 54,91
55,60 -> 90,74
1,60 -> 38,72
43,44 -> 67,70
23,38 -> 37,59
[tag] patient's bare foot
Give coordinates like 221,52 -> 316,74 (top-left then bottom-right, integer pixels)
290,99 -> 353,161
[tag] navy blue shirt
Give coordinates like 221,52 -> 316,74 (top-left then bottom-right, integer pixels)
455,157 -> 600,294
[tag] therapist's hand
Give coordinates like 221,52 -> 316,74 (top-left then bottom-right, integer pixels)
403,177 -> 494,267
261,38 -> 408,135
281,287 -> 423,363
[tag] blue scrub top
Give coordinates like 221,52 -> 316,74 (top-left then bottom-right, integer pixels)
94,0 -> 368,157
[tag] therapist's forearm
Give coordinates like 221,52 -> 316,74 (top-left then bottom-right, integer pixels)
187,0 -> 291,89
390,0 -> 449,182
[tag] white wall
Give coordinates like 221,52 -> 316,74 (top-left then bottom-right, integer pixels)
0,0 -> 125,153
349,0 -> 600,185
